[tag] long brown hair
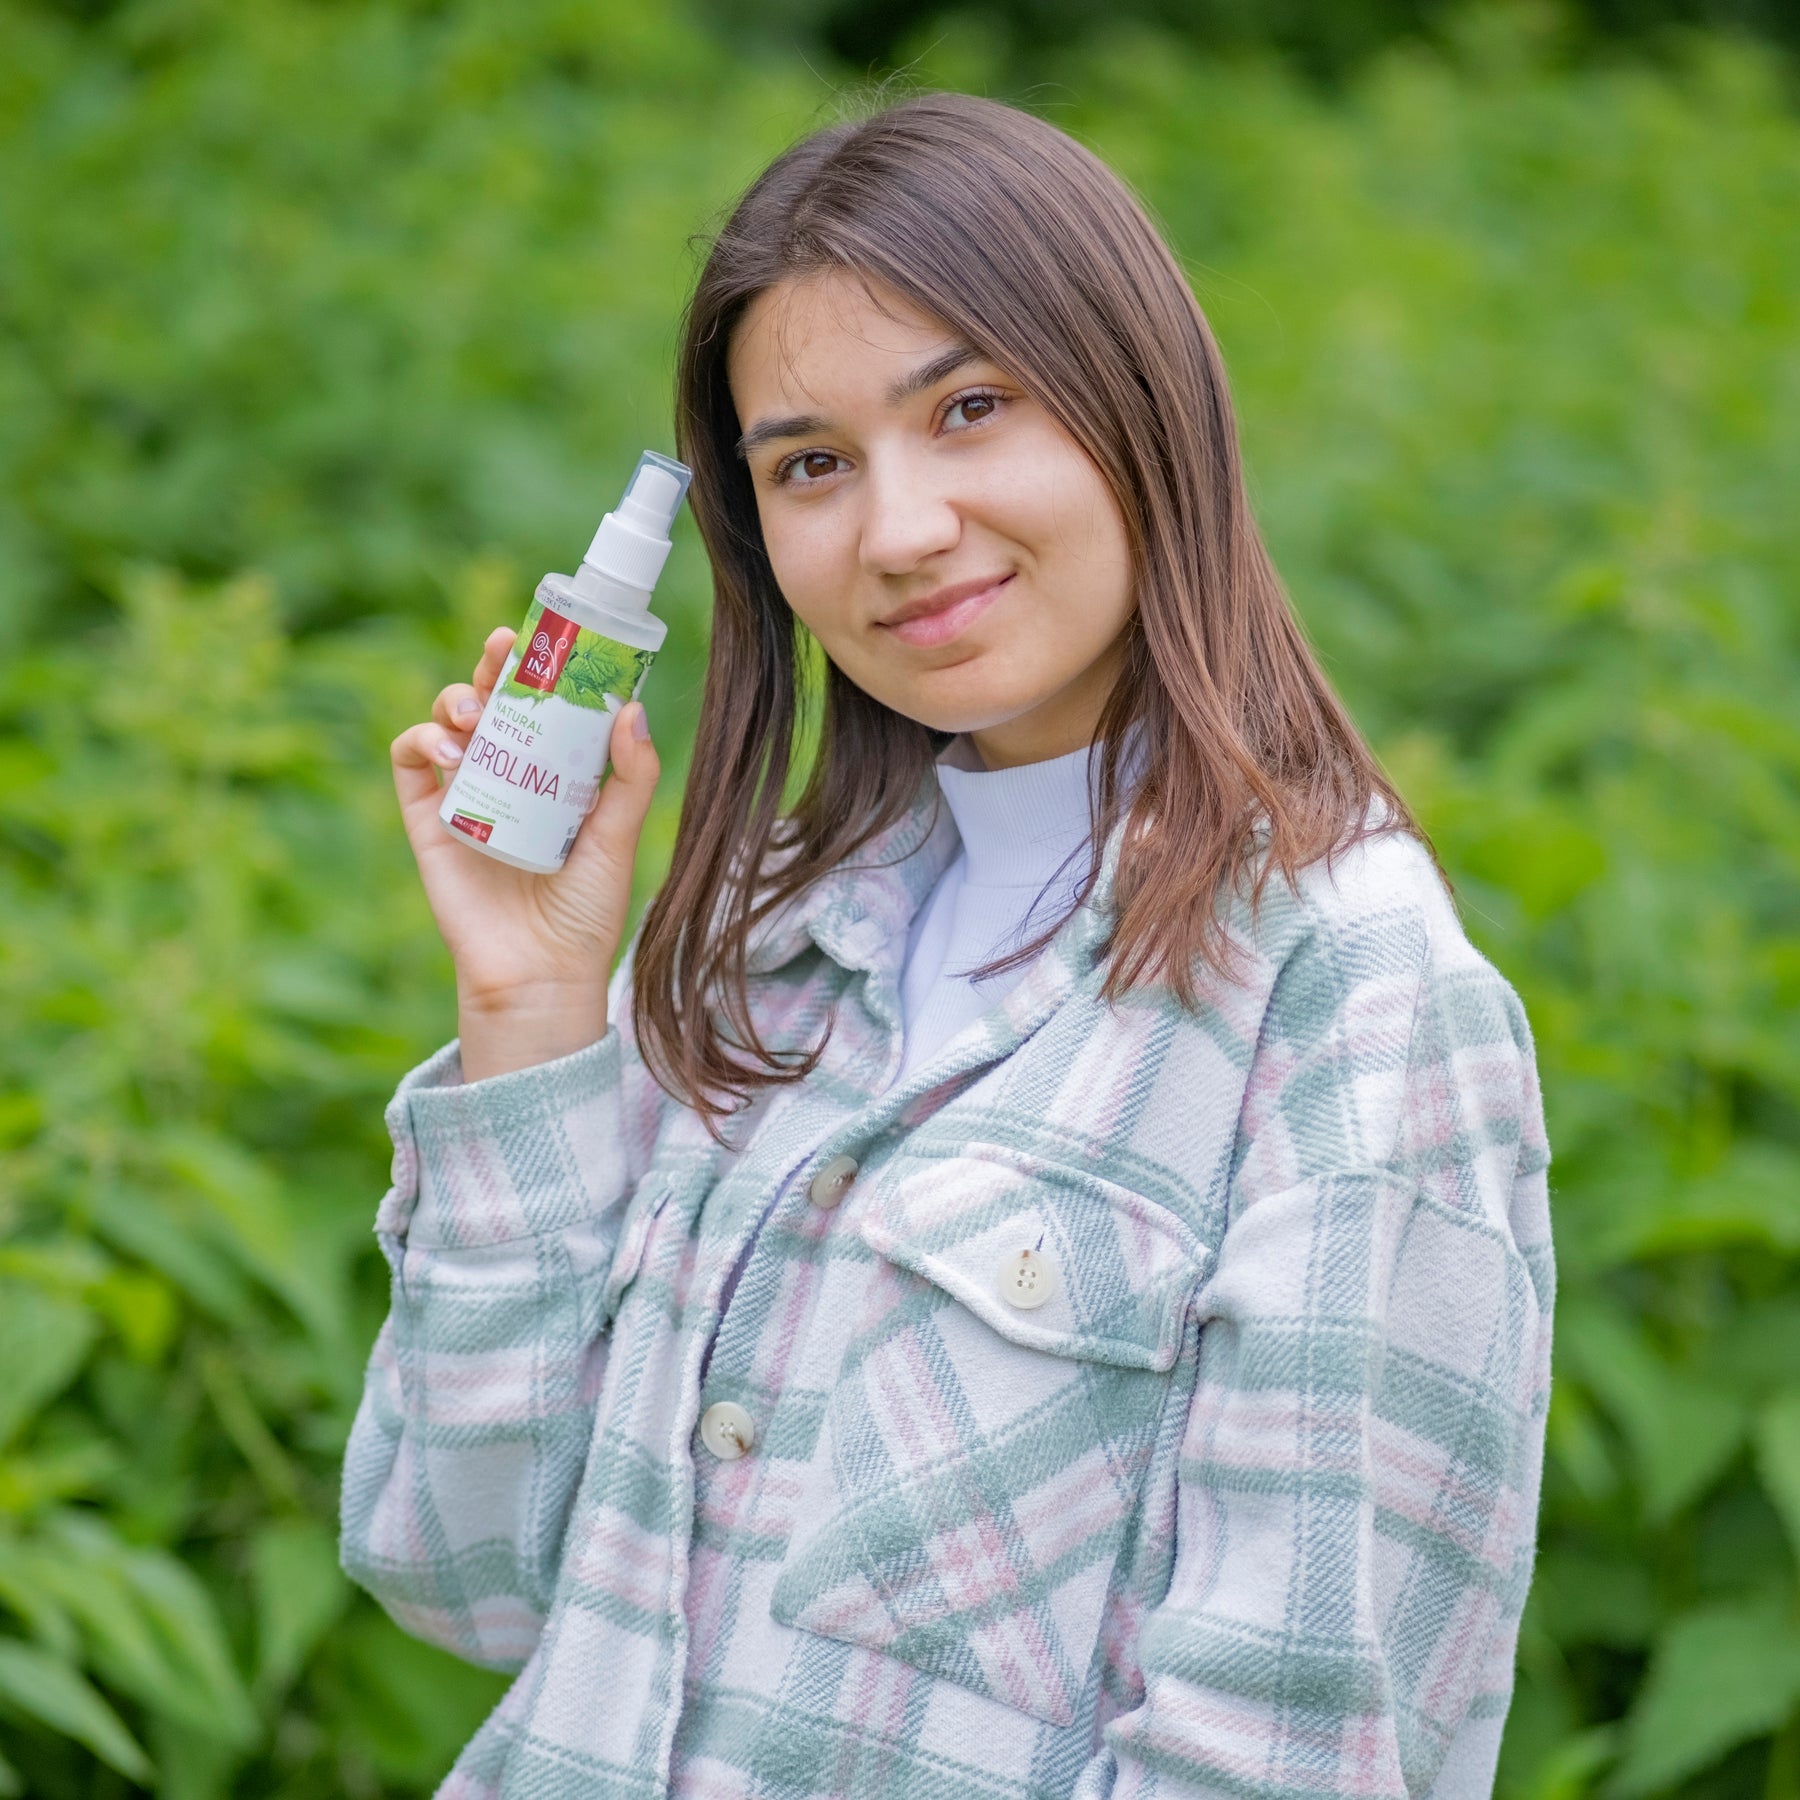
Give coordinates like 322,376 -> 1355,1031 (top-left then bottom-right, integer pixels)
633,90 -> 1419,1122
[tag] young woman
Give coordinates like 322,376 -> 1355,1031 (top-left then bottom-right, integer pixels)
345,92 -> 1552,1800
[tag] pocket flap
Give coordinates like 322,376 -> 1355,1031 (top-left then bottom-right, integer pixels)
598,1167 -> 681,1324
859,1144 -> 1205,1373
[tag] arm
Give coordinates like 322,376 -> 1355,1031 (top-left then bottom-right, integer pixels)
339,628 -> 668,1667
338,950 -> 671,1669
1101,889 -> 1554,1798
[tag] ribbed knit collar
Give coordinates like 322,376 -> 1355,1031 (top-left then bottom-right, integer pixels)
934,740 -> 1099,893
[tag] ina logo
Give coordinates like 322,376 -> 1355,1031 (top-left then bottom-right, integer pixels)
515,607 -> 580,693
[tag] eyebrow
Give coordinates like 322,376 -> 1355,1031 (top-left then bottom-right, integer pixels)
734,342 -> 986,460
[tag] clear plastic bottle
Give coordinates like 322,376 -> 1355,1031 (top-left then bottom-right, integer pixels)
439,449 -> 691,873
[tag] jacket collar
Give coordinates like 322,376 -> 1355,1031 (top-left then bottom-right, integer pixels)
742,773 -> 956,982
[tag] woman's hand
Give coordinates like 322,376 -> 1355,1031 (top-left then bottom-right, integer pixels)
390,626 -> 662,1082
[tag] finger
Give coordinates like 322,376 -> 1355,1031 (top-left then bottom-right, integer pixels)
577,702 -> 661,863
472,627 -> 516,703
391,721 -> 467,810
433,682 -> 484,732
607,701 -> 658,787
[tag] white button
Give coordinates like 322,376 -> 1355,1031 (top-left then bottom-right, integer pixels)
699,1401 -> 756,1461
999,1245 -> 1057,1311
808,1153 -> 859,1210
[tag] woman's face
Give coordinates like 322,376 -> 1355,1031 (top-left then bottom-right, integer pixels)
726,273 -> 1136,769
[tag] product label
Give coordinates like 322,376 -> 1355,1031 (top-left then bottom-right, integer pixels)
437,599 -> 655,871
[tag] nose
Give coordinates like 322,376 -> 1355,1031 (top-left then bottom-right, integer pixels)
856,446 -> 961,578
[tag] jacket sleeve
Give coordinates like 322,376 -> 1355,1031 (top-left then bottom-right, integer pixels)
1098,900 -> 1555,1800
338,952 -> 669,1671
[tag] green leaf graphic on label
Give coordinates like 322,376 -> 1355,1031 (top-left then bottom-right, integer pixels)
562,634 -> 651,709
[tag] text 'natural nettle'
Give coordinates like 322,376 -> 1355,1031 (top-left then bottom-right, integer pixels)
440,450 -> 691,872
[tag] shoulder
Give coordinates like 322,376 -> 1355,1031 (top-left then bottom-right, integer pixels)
1229,825 -> 1546,1203
1297,827 -> 1539,1099
1253,825 -> 1521,1031
1239,825 -> 1466,1041
1272,822 -> 1457,955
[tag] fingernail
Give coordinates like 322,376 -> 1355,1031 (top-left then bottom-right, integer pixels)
630,704 -> 651,741
455,698 -> 480,721
438,740 -> 463,763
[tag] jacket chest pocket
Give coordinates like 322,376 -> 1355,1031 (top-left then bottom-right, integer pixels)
769,1143 -> 1206,1728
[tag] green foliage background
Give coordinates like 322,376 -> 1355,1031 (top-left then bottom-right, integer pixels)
1,0 -> 1797,1793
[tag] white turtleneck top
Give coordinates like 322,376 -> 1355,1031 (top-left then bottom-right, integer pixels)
897,739 -> 1101,1083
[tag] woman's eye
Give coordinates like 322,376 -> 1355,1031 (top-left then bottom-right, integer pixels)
777,450 -> 844,486
944,391 -> 1002,429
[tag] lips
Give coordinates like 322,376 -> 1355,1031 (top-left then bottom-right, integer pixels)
877,573 -> 1014,649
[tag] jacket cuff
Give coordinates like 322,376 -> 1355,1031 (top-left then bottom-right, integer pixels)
376,1031 -> 628,1250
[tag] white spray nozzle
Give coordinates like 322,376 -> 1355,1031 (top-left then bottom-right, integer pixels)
581,449 -> 693,598
620,462 -> 683,533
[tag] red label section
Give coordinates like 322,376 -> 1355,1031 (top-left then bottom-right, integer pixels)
514,606 -> 580,693
449,813 -> 494,843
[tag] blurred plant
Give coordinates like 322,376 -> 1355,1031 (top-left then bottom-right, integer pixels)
0,0 -> 1797,1794
700,0 -> 1800,87
0,0 -> 792,658
0,566 -> 520,1794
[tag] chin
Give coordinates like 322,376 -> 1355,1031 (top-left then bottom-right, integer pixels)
872,661 -> 1044,738
897,700 -> 1037,737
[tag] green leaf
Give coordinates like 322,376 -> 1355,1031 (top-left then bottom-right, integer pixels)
1523,1724 -> 1619,1800
90,1268 -> 180,1364
31,1516 -> 258,1747
199,1349 -> 301,1508
251,1517 -> 349,1696
0,1636 -> 152,1782
1528,1550 -> 1656,1650
115,1543 -> 259,1747
1627,1145 -> 1800,1259
1545,1380 -> 1621,1504
0,1538 -> 76,1657
1559,1301 -> 1748,1522
24,1546 -> 204,1742
24,1530 -> 189,1720
148,1715 -> 244,1800
83,1181 -> 256,1325
1756,1390 -> 1800,1570
1612,1600 -> 1800,1796
0,1281 -> 97,1448
149,1126 -> 345,1348
331,1611 -> 510,1785
0,1441 -> 119,1515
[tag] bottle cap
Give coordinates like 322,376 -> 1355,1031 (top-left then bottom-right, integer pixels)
581,450 -> 692,597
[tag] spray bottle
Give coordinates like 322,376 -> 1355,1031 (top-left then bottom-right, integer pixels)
439,449 -> 691,873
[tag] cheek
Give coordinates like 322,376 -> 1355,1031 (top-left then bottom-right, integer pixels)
998,438 -> 1133,603
759,506 -> 852,640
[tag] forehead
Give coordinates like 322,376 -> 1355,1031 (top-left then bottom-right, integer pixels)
727,272 -> 958,411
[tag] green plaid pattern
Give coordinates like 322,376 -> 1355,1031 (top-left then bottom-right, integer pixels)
341,787 -> 1552,1800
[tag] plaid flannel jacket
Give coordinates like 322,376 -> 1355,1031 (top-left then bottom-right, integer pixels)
341,786 -> 1554,1800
